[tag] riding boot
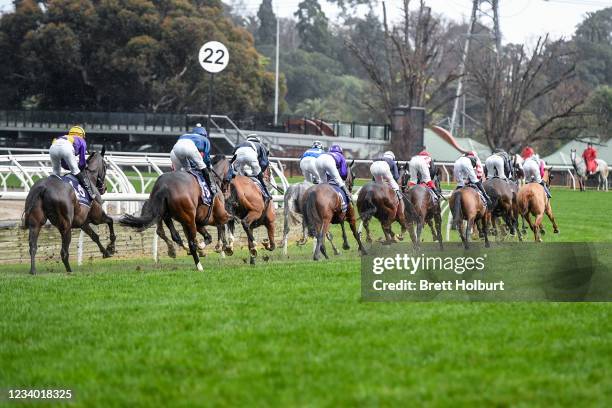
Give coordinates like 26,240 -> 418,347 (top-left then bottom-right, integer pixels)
201,167 -> 218,196
76,172 -> 101,204
342,185 -> 353,204
257,173 -> 272,204
540,181 -> 552,198
475,181 -> 492,207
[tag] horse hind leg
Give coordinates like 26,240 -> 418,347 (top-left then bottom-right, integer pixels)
545,202 -> 559,234
28,222 -> 43,275
340,222 -> 351,250
326,231 -> 340,255
59,222 -> 72,273
182,222 -> 204,271
165,217 -> 187,251
156,220 -> 176,258
81,223 -> 111,258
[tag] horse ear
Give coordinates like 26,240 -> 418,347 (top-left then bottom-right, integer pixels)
101,145 -> 106,157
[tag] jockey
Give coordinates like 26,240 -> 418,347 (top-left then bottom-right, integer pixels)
485,148 -> 513,180
170,124 -> 218,196
49,125 -> 101,203
408,148 -> 439,195
582,142 -> 598,175
300,141 -> 325,183
230,134 -> 271,202
521,145 -> 535,160
370,150 -> 402,200
453,153 -> 492,206
523,154 -> 551,198
315,144 -> 352,202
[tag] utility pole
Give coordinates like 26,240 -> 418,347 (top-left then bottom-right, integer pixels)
273,1 -> 280,127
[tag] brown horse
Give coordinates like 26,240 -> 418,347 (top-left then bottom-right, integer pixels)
483,178 -> 521,241
516,174 -> 559,242
225,175 -> 276,264
449,186 -> 490,249
120,170 -> 231,270
23,149 -> 115,274
302,166 -> 366,261
404,185 -> 444,250
357,181 -> 413,245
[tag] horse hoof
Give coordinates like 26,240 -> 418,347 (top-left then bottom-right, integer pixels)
250,248 -> 258,257
102,251 -> 112,259
343,244 -> 350,250
29,270 -> 36,275
485,242 -> 491,248
224,247 -> 234,257
554,229 -> 559,234
249,257 -> 256,265
168,250 -> 177,259
333,250 -> 340,256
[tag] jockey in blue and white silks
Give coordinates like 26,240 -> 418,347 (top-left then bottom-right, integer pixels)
49,125 -> 101,203
315,144 -> 351,200
230,134 -> 272,201
454,152 -> 492,206
170,124 -> 217,195
300,141 -> 324,183
370,151 -> 402,200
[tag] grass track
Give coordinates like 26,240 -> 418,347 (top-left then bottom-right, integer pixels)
0,188 -> 611,406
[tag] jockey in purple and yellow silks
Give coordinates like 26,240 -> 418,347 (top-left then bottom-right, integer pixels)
49,125 -> 101,203
315,144 -> 351,201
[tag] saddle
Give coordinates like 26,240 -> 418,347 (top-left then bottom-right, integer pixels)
187,170 -> 212,206
328,181 -> 349,213
52,174 -> 92,207
463,184 -> 487,207
249,176 -> 269,199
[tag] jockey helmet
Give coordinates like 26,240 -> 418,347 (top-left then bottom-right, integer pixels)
494,147 -> 505,154
68,126 -> 86,138
312,140 -> 323,149
383,151 -> 395,161
247,134 -> 261,143
329,144 -> 343,154
192,124 -> 207,137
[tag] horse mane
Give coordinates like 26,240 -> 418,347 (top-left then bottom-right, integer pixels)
211,154 -> 226,165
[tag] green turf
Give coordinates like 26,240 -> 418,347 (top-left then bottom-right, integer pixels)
0,188 -> 611,406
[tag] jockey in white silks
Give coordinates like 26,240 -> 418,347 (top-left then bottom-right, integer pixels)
300,141 -> 324,183
407,147 -> 442,198
453,152 -> 492,206
485,148 -> 513,180
315,144 -> 352,201
523,154 -> 551,198
370,151 -> 402,200
229,134 -> 272,202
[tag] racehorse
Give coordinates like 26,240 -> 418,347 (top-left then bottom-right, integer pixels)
570,149 -> 609,191
449,185 -> 490,249
483,177 -> 521,240
281,181 -> 341,256
404,184 -> 444,250
120,170 -> 231,270
516,170 -> 559,242
225,175 -> 276,265
23,148 -> 115,274
357,181 -> 413,245
302,164 -> 366,261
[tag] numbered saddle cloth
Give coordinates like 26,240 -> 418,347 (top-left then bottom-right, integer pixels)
53,174 -> 92,207
328,181 -> 349,213
249,176 -> 269,199
187,170 -> 212,206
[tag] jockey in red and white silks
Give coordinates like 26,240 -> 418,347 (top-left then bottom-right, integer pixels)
408,149 -> 434,188
370,151 -> 402,200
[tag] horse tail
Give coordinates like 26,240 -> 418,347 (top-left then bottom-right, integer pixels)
120,187 -> 167,231
358,188 -> 377,222
303,190 -> 320,237
452,191 -> 463,228
401,192 -> 419,222
22,180 -> 46,229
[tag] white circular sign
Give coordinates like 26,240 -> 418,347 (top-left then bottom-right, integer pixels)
198,41 -> 229,74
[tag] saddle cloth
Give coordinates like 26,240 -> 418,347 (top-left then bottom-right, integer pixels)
328,181 -> 349,213
249,176 -> 269,199
419,183 -> 439,203
464,184 -> 486,208
53,174 -> 92,207
187,170 -> 212,206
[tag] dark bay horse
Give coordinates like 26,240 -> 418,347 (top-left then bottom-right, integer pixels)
357,181 -> 413,245
302,166 -> 366,261
404,185 -> 444,250
483,178 -> 521,240
225,175 -> 276,264
120,171 -> 231,270
23,149 -> 115,274
449,186 -> 490,249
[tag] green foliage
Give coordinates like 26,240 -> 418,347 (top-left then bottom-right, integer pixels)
575,7 -> 612,87
294,0 -> 332,57
255,0 -> 275,46
0,0 -> 283,115
586,85 -> 612,140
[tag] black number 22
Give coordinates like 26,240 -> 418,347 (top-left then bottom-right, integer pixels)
203,48 -> 225,65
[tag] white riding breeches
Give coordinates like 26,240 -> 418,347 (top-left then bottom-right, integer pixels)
370,160 -> 400,192
171,139 -> 206,171
523,158 -> 542,183
300,156 -> 320,183
485,154 -> 506,179
454,156 -> 479,187
234,146 -> 260,177
49,139 -> 79,176
409,155 -> 431,184
315,154 -> 344,186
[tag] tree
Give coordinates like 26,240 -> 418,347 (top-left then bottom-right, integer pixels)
256,0 -> 276,46
467,36 -> 587,152
295,0 -> 332,56
574,7 -> 612,87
